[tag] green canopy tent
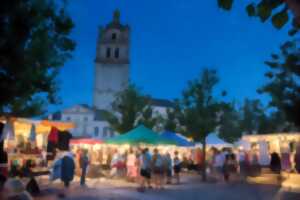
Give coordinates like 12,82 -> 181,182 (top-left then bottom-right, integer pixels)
106,125 -> 174,145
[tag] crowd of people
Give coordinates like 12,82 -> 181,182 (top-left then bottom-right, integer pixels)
1,143 -> 300,199
74,147 -> 188,192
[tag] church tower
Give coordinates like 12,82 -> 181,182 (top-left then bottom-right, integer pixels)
93,10 -> 130,110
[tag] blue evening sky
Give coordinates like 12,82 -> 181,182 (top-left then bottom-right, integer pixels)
50,0 -> 290,112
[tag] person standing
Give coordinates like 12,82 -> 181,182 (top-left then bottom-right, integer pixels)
238,149 -> 247,181
126,149 -> 137,182
152,149 -> 164,189
164,152 -> 172,184
270,152 -> 281,174
294,145 -> 300,173
79,149 -> 89,186
213,150 -> 225,182
138,148 -> 152,192
173,151 -> 181,184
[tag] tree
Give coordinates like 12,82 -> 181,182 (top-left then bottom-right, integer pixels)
179,69 -> 224,181
218,102 -> 242,143
138,105 -> 158,129
0,0 -> 75,117
259,39 -> 300,127
217,0 -> 300,36
239,99 -> 265,134
103,84 -> 156,133
162,100 -> 182,132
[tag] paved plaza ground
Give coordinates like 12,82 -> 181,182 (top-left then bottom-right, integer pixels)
34,174 -> 300,200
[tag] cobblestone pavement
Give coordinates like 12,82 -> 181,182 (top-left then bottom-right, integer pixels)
35,174 -> 300,200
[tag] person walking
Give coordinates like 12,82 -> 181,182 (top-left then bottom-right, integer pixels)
173,151 -> 181,184
59,152 -> 75,198
79,149 -> 89,186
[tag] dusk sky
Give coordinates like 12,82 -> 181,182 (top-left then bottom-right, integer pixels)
50,0 -> 291,112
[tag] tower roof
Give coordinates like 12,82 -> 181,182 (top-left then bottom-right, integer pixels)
113,9 -> 120,23
105,9 -> 129,31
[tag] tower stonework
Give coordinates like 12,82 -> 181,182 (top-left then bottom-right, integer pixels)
93,10 -> 130,110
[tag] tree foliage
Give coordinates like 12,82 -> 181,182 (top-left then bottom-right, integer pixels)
259,39 -> 300,127
218,102 -> 242,143
178,68 -> 225,181
0,0 -> 75,117
162,100 -> 182,132
218,0 -> 300,36
103,84 -> 156,133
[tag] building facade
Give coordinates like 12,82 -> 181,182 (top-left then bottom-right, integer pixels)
93,10 -> 130,110
49,104 -> 114,139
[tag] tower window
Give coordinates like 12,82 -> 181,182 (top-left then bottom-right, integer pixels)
112,33 -> 117,40
114,48 -> 119,59
106,48 -> 111,58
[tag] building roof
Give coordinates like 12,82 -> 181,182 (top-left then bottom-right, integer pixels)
150,98 -> 174,108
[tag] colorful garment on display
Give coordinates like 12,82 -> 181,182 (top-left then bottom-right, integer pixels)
46,127 -> 59,161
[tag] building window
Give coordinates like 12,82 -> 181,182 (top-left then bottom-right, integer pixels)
66,116 -> 71,121
109,128 -> 114,137
112,33 -> 117,40
84,116 -> 88,122
94,127 -> 99,137
106,48 -> 111,58
114,48 -> 119,59
103,127 -> 109,138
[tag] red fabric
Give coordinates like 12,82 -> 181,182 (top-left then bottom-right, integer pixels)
48,127 -> 58,143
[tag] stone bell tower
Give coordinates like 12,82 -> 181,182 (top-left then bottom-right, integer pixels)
93,10 -> 130,110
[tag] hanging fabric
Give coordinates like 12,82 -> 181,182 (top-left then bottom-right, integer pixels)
1,120 -> 15,141
29,124 -> 36,142
57,131 -> 72,151
0,122 -> 4,150
47,127 -> 59,161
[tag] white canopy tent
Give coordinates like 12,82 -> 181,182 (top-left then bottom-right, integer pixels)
196,133 -> 233,149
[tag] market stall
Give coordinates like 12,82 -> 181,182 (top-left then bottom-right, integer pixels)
160,131 -> 195,147
204,133 -> 233,149
106,125 -> 174,145
0,117 -> 75,178
240,133 -> 300,153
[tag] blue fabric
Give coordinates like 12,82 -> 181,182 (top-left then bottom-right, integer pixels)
160,131 -> 194,147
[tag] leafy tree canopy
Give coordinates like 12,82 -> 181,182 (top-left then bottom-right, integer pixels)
259,39 -> 300,127
218,102 -> 242,143
103,84 -> 157,134
217,0 -> 300,36
0,0 -> 75,117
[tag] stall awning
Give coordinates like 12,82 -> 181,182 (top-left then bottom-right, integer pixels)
70,138 -> 103,145
160,131 -> 194,147
106,125 -> 174,145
